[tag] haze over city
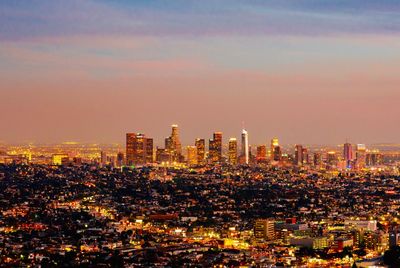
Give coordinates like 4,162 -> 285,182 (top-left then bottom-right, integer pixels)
3,1 -> 400,267
1,0 -> 400,145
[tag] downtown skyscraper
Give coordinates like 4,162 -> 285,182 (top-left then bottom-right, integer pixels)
241,129 -> 249,164
209,132 -> 222,164
126,133 -> 153,166
344,142 -> 353,169
195,138 -> 206,165
165,124 -> 183,162
270,138 -> 282,162
228,138 -> 238,165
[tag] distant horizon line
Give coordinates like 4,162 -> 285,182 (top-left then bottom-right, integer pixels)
1,140 -> 400,148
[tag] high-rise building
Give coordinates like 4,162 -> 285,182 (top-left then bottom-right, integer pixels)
117,152 -> 124,167
126,133 -> 138,166
100,151 -> 107,166
294,144 -> 303,166
165,124 -> 183,162
356,144 -> 367,169
344,143 -> 353,168
195,138 -> 205,165
156,147 -> 171,163
254,219 -> 275,241
171,124 -> 182,156
228,138 -> 238,165
326,151 -> 338,166
165,136 -> 173,152
313,152 -> 322,167
186,146 -> 197,166
366,150 -> 382,167
241,129 -> 249,164
209,132 -> 222,164
126,133 -> 153,166
270,138 -> 281,162
256,145 -> 267,163
302,147 -> 309,165
145,138 -> 154,163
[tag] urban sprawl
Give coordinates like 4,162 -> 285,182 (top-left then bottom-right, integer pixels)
1,125 -> 400,267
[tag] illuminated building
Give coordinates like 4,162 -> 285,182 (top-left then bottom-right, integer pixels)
294,145 -> 303,166
241,129 -> 249,164
195,138 -> 205,165
100,151 -> 107,166
302,147 -> 309,165
326,151 -> 338,166
156,147 -> 171,163
256,145 -> 267,163
171,124 -> 182,155
228,138 -> 237,165
126,133 -> 153,166
344,142 -> 353,168
52,154 -> 69,166
290,237 -> 328,250
254,219 -> 275,241
165,124 -> 183,162
366,150 -> 382,166
165,136 -> 173,152
313,152 -> 322,167
186,146 -> 197,166
145,138 -> 154,163
116,152 -> 124,167
356,144 -> 367,169
270,138 -> 281,161
209,132 -> 222,164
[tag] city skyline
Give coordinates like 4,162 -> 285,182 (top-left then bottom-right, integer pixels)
2,2 -> 400,267
1,1 -> 400,144
1,123 -> 400,147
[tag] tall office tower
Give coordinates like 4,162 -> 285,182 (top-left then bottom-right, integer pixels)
126,133 -> 136,166
186,146 -> 197,166
145,138 -> 154,163
117,152 -> 124,167
270,138 -> 282,161
294,144 -> 303,166
209,139 -> 216,163
313,152 -> 322,167
273,145 -> 282,161
366,150 -> 382,167
344,142 -> 353,168
100,151 -> 107,166
165,124 -> 183,162
165,136 -> 173,151
356,144 -> 367,169
209,132 -> 222,164
228,138 -> 238,165
327,151 -> 337,166
241,129 -> 249,164
171,124 -> 182,156
195,138 -> 205,165
256,145 -> 267,163
126,133 -> 153,166
156,147 -> 171,163
254,219 -> 275,241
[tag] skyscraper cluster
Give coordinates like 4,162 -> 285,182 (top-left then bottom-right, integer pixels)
125,125 -> 383,169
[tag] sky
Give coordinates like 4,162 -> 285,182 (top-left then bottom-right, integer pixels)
1,0 -> 400,146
